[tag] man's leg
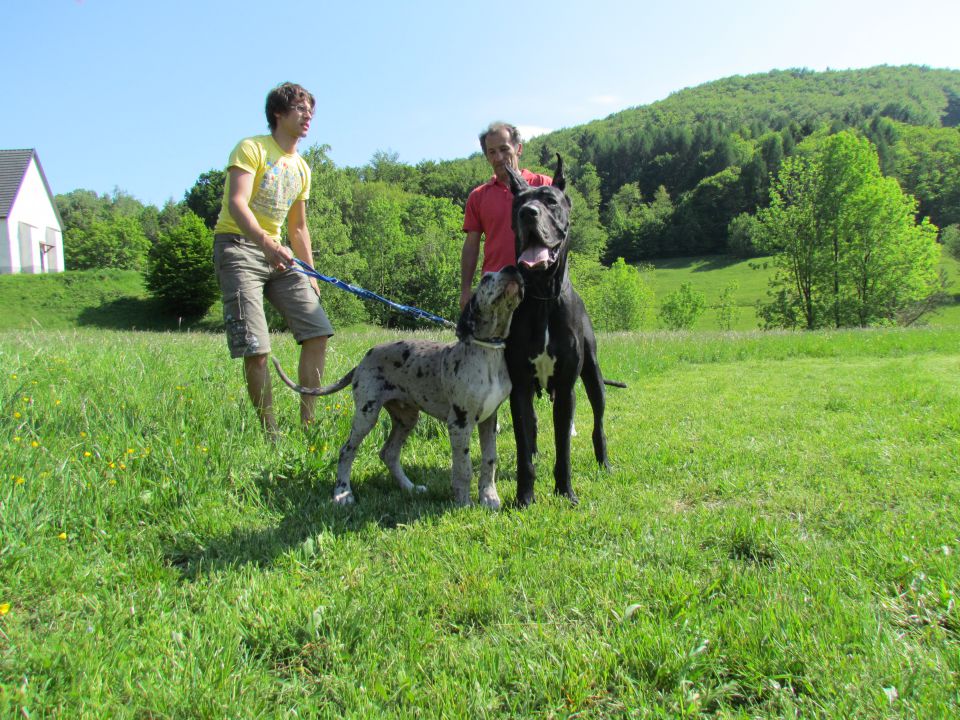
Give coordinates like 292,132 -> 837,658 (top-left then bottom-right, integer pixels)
243,353 -> 279,435
298,336 -> 328,425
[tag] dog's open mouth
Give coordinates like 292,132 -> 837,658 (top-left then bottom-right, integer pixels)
518,243 -> 559,270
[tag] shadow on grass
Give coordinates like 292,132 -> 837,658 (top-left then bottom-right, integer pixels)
77,297 -> 216,331
654,255 -> 754,273
164,460 -> 457,580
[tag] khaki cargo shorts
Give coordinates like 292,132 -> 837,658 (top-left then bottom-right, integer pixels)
213,234 -> 334,358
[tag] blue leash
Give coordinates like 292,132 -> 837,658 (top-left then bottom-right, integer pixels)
291,257 -> 457,330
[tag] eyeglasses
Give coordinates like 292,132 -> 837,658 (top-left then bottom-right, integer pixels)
292,104 -> 314,116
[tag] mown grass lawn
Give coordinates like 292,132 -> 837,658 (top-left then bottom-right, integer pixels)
644,254 -> 960,331
1,326 -> 958,717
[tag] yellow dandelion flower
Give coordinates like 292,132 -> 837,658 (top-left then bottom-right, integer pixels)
108,462 -> 116,469
15,477 -> 25,485
108,479 -> 116,486
0,603 -> 10,615
119,463 -> 127,470
58,532 -> 67,541
84,451 -> 92,458
13,412 -> 21,419
126,448 -> 135,455
30,441 -> 39,448
13,437 -> 20,444
309,445 -> 316,453
55,399 -> 61,405
10,374 -> 17,380
80,431 -> 87,438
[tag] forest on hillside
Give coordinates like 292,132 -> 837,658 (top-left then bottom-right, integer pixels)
54,65 -> 960,326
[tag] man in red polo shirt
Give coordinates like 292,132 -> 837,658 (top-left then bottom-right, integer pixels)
460,122 -> 552,310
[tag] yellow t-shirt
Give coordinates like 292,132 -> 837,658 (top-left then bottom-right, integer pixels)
213,134 -> 311,240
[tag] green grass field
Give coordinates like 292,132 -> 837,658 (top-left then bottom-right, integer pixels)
4,254 -> 956,335
642,254 -> 960,331
2,324 -> 958,717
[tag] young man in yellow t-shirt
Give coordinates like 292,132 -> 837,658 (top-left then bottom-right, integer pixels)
212,82 -> 332,436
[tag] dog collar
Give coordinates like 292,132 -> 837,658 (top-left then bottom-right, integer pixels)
471,337 -> 506,350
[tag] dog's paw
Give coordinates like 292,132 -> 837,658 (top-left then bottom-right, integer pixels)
555,487 -> 579,506
479,492 -> 501,511
515,491 -> 536,508
332,489 -> 356,505
413,484 -> 427,494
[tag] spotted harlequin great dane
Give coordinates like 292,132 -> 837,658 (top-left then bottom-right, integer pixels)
273,266 -> 524,508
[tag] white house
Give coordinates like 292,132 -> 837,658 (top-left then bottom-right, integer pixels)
0,149 -> 64,274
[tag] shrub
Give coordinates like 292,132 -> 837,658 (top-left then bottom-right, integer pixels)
942,224 -> 960,261
146,211 -> 218,318
569,254 -> 655,331
659,282 -> 706,330
716,282 -> 740,330
727,212 -> 763,257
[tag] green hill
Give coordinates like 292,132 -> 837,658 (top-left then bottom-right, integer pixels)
4,253 -> 957,333
0,270 -> 218,331
432,65 -> 960,260
644,253 -> 960,330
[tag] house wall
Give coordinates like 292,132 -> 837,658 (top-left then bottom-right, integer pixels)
2,158 -> 64,274
0,221 -> 11,273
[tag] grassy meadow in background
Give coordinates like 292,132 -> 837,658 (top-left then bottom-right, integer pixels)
3,254 -> 958,335
643,253 -> 960,331
1,318 -> 958,717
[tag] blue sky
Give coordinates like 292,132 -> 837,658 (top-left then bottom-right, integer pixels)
6,0 -> 959,208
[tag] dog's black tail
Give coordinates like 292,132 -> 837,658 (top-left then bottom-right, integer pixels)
272,357 -> 354,397
603,379 -> 627,389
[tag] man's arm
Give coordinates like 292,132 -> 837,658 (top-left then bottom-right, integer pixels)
226,167 -> 293,270
460,230 -> 482,310
287,199 -> 320,293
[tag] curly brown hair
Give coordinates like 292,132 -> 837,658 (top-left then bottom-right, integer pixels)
265,82 -> 315,131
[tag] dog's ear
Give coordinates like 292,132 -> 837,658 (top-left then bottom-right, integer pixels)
554,153 -> 566,191
506,164 -> 528,195
456,294 -> 478,340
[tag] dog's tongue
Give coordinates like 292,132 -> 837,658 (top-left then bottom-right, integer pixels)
518,245 -> 550,268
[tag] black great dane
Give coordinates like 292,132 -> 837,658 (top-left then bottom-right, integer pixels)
505,156 -> 625,507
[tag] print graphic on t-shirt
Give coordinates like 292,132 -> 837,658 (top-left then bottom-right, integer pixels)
250,158 -> 302,221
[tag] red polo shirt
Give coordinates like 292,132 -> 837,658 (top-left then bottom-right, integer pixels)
463,169 -> 552,273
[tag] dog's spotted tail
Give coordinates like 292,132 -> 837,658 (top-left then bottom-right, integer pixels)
271,356 -> 354,397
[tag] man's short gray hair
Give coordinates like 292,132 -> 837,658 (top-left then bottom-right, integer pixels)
479,122 -> 522,153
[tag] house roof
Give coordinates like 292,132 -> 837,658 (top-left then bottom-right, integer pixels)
0,148 -> 63,227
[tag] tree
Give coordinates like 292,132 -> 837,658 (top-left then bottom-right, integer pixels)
146,211 -> 218,317
756,131 -> 941,329
184,169 -> 226,229
65,214 -> 151,271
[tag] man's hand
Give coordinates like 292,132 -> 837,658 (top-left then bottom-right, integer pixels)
262,240 -> 294,271
459,287 -> 473,311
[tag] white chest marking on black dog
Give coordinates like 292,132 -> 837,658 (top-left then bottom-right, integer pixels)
532,327 -> 555,390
